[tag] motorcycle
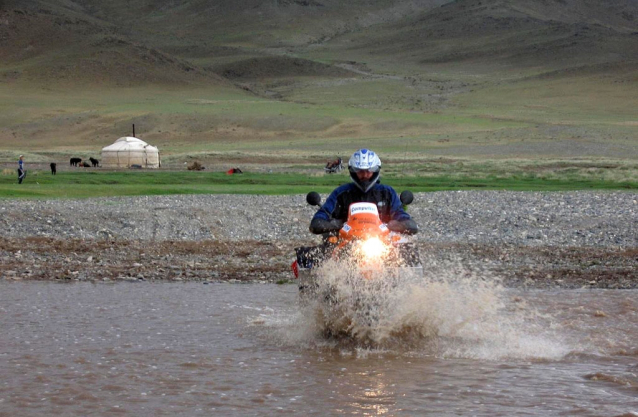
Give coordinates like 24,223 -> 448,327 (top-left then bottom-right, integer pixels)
291,191 -> 422,340
324,157 -> 343,174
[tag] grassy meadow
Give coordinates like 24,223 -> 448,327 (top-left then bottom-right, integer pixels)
2,71 -> 636,157
2,72 -> 636,200
2,0 -> 637,199
0,163 -> 635,199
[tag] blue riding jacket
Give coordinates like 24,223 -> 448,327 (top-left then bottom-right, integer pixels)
312,182 -> 411,224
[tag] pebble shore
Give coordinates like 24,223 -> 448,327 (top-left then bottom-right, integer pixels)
1,191 -> 636,287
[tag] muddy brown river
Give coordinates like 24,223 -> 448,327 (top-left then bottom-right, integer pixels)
1,280 -> 637,416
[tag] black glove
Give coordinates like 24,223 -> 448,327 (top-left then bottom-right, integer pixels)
387,219 -> 419,235
309,218 -> 344,234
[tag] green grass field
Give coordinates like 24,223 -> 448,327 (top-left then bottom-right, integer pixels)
0,170 -> 634,199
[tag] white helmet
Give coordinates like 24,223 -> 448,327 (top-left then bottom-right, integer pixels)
348,148 -> 381,192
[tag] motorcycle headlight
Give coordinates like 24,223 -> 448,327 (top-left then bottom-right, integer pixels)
359,237 -> 388,259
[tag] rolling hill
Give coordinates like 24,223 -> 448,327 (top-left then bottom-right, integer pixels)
0,0 -> 636,163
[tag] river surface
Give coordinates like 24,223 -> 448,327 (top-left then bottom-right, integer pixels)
1,281 -> 637,416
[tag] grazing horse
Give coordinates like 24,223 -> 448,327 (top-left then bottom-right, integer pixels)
70,157 -> 82,167
50,162 -> 57,175
89,157 -> 99,167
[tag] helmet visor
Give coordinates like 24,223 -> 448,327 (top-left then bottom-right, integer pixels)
351,166 -> 380,173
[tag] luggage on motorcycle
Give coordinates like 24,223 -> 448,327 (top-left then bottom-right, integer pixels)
295,245 -> 326,269
293,246 -> 321,294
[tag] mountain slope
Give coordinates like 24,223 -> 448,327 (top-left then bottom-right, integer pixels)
334,0 -> 638,74
0,3 -> 228,88
3,0 -> 638,86
0,0 -> 636,160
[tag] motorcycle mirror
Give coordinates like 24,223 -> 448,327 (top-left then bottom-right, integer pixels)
400,190 -> 414,206
306,191 -> 322,206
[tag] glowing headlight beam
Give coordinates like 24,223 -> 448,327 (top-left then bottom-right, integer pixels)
359,237 -> 388,259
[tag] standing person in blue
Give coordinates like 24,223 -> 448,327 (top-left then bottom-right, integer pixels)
17,155 -> 26,184
309,148 -> 418,235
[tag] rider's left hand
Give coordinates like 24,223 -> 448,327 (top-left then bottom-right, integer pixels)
387,219 -> 419,235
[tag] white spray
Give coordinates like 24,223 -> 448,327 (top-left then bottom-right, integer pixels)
282,255 -> 569,360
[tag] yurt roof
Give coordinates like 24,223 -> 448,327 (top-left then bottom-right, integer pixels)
102,137 -> 158,152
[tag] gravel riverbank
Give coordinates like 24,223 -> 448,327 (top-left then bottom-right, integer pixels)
1,191 -> 636,288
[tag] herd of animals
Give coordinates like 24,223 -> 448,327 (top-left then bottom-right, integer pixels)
70,157 -> 99,167
49,157 -> 100,175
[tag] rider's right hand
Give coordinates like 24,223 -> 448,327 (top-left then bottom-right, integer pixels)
309,218 -> 344,234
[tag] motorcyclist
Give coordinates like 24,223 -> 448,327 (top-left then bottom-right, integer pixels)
310,148 -> 418,235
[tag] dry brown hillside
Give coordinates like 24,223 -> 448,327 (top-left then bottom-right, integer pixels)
340,0 -> 638,71
0,4 -> 227,88
2,0 -> 637,87
1,0 -> 636,161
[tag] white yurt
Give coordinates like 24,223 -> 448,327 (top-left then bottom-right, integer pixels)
101,137 -> 161,169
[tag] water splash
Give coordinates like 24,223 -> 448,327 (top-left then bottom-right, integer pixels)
270,256 -> 570,361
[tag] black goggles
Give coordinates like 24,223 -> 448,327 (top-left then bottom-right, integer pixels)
351,166 -> 380,173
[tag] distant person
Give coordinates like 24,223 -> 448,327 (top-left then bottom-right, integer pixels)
17,155 -> 26,184
50,162 -> 57,175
